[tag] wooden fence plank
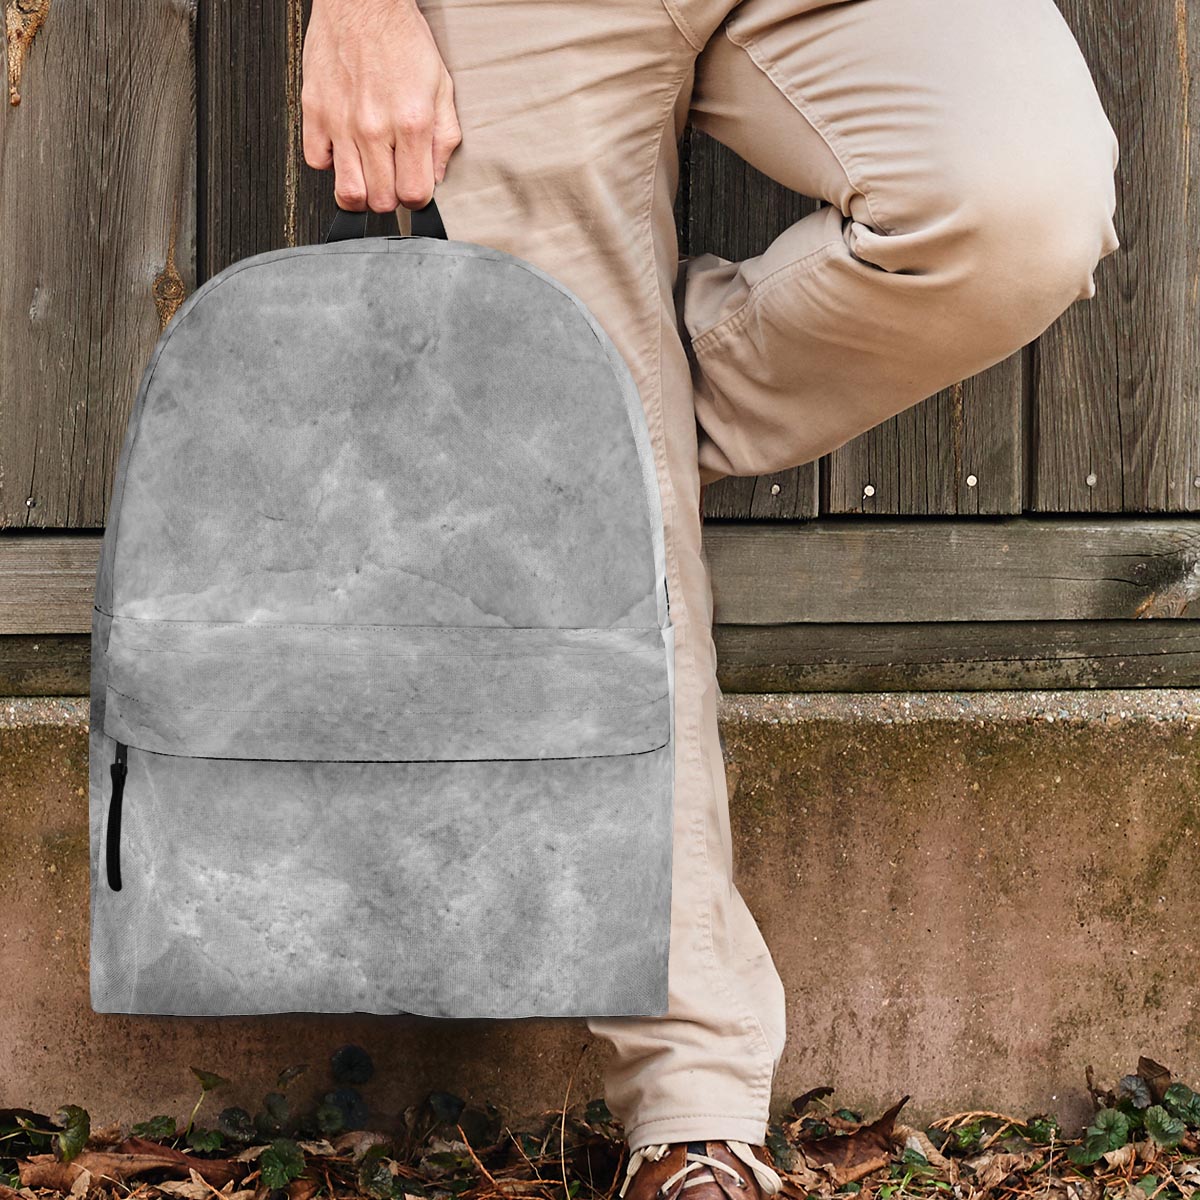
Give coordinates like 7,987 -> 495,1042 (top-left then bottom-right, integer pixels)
0,535 -> 102,633
715,619 -> 1200,692
16,520 -> 1200,634
704,517 -> 1200,624
823,354 -> 1025,516
0,635 -> 91,696
1033,0 -> 1199,512
0,0 -> 196,529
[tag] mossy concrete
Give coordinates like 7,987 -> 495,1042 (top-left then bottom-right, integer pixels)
4,692 -> 1200,1135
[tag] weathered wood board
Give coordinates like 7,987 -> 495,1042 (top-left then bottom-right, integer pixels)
1034,0 -> 1199,513
0,0 -> 196,529
704,518 -> 1200,624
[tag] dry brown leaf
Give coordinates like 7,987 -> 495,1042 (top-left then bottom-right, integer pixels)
781,1165 -> 825,1192
966,1150 -> 1034,1191
17,1156 -> 86,1192
20,1145 -> 245,1194
295,1141 -> 337,1157
155,1177 -> 215,1200
284,1177 -> 319,1200
893,1124 -> 951,1169
331,1131 -> 393,1161
112,1138 -> 244,1188
799,1096 -> 908,1187
87,1125 -> 127,1149
1136,1137 -> 1163,1167
488,1183 -> 552,1197
1139,1057 -> 1173,1105
1102,1144 -> 1136,1168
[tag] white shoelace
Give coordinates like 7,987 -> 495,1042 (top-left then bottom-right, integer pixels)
617,1140 -> 783,1199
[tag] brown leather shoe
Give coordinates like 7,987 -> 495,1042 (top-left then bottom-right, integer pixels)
617,1140 -> 785,1200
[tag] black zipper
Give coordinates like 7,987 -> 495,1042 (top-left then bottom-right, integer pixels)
105,741 -> 127,891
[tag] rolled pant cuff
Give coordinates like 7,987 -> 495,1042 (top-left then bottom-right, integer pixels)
624,1113 -> 770,1152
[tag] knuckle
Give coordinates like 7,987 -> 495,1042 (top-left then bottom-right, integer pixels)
395,106 -> 434,134
397,187 -> 432,208
356,114 -> 391,141
335,185 -> 367,208
369,192 -> 400,213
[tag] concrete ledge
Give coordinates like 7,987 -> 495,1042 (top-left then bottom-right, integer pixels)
4,692 -> 1200,1133
720,689 -> 1200,1132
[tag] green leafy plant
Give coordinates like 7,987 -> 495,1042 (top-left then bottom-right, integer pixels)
1163,1083 -> 1200,1127
358,1143 -> 399,1199
186,1127 -> 224,1153
1118,1075 -> 1154,1111
1145,1105 -> 1186,1149
132,1115 -> 177,1140
259,1137 -> 306,1189
218,1106 -> 257,1145
1068,1108 -> 1131,1165
185,1068 -> 230,1139
1022,1115 -> 1062,1145
8,1107 -> 91,1165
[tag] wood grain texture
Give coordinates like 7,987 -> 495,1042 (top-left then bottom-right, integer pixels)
0,634 -> 90,695
0,0 -> 196,529
0,535 -> 102,633
1034,0 -> 1199,513
823,353 -> 1025,516
715,619 -> 1200,692
704,517 -> 1200,624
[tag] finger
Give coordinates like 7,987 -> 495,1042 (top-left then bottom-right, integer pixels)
303,121 -> 334,171
359,129 -> 401,213
393,110 -> 436,208
331,136 -> 368,211
301,95 -> 334,169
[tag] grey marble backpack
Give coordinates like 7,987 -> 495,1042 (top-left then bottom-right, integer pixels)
89,200 -> 675,1018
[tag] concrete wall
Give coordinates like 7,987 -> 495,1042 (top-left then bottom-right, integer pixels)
4,691 -> 1199,1135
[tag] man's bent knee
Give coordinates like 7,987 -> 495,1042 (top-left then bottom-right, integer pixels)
876,132 -> 1122,360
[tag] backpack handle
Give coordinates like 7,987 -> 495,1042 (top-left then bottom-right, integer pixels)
325,194 -> 448,243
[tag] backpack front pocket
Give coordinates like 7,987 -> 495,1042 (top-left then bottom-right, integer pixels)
90,611 -> 675,1019
100,615 -> 671,762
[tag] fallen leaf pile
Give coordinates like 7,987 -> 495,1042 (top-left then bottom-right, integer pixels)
5,1052 -> 1200,1200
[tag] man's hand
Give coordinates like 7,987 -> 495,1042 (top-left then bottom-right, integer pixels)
301,0 -> 462,212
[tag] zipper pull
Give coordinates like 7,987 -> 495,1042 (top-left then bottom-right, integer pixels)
105,741 -> 127,892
